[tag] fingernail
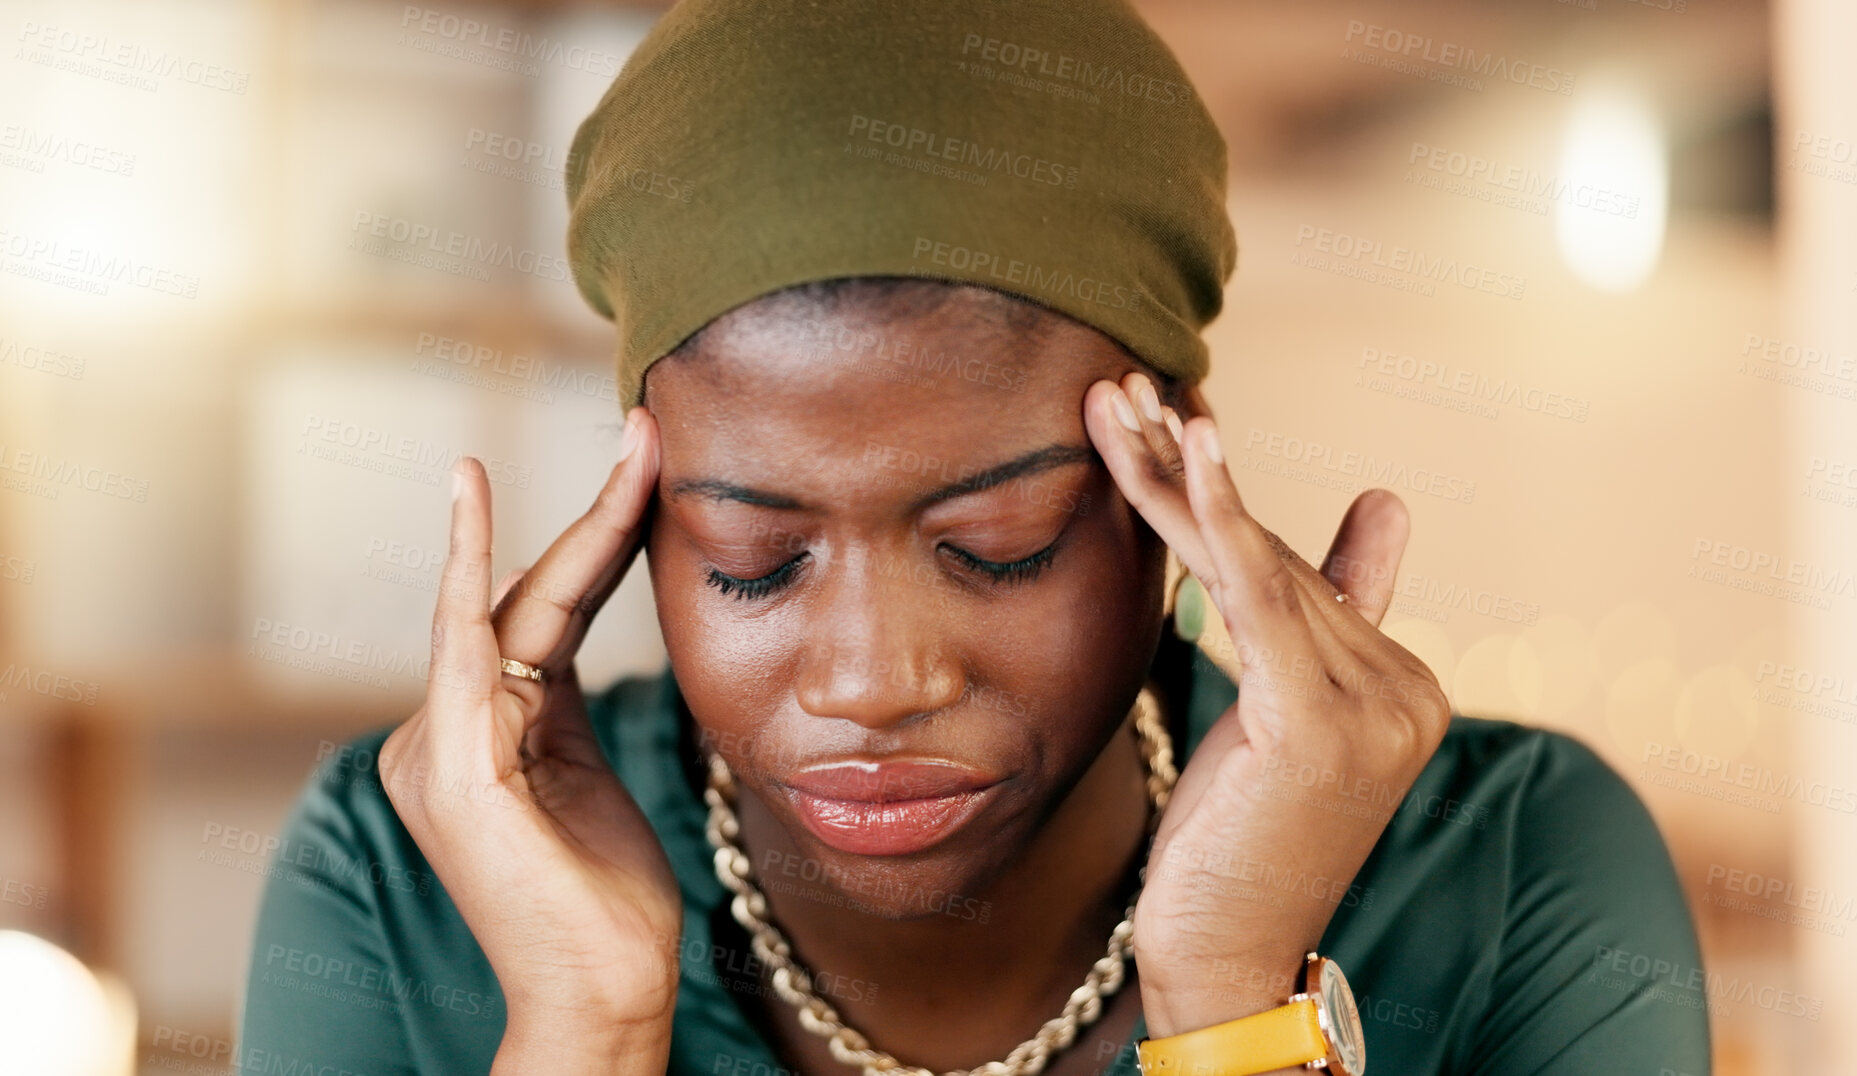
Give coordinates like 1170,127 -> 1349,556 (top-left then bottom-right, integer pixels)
616,410 -> 639,462
1135,380 -> 1164,424
1111,391 -> 1141,432
1164,411 -> 1184,442
1199,426 -> 1224,464
451,462 -> 465,501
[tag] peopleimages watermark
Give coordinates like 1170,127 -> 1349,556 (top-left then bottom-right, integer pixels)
1405,141 -> 1640,219
1246,755 -> 1492,831
396,5 -> 624,78
1354,346 -> 1591,424
151,1024 -> 375,1076
1788,129 -> 1857,187
860,439 -> 1089,513
0,441 -> 149,503
2,877 -> 49,909
911,235 -> 1149,316
1802,455 -> 1857,511
460,126 -> 571,193
845,112 -> 1079,189
798,324 -> 1029,395
1737,332 -> 1857,403
1095,981 -> 1438,1071
1390,572 -> 1540,627
1239,427 -> 1478,505
13,20 -> 252,94
1752,656 -> 1857,726
1703,863 -> 1853,937
953,32 -> 1193,108
1587,944 -> 1820,1021
673,931 -> 876,1005
197,821 -> 433,897
1290,225 -> 1526,301
1687,538 -> 1856,611
760,849 -> 991,924
0,224 -> 201,299
0,335 -> 86,380
258,944 -> 501,1020
297,413 -> 533,490
710,1054 -> 800,1076
248,616 -> 429,691
0,123 -> 136,178
459,126 -> 697,203
1144,841 -> 1376,911
350,211 -> 570,283
411,331 -> 618,405
1,550 -> 40,586
358,533 -> 447,594
1639,741 -> 1857,815
1342,20 -> 1576,96
0,662 -> 100,707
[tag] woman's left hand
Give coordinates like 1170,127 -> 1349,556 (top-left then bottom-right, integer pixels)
1083,371 -> 1453,1041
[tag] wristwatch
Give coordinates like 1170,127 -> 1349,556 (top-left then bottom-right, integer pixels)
1136,952 -> 1367,1076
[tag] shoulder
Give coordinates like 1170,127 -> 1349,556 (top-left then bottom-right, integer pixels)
1413,714 -> 1629,810
1391,715 -> 1682,902
1355,715 -> 1712,1075
1408,715 -> 1667,855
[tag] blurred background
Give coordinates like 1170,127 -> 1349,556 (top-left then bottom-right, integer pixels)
0,0 -> 1852,1072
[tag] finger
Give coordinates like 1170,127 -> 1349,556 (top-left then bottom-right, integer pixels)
1082,378 -> 1214,588
429,457 -> 501,711
1177,417 -> 1320,678
491,567 -> 527,609
491,406 -> 661,673
1318,489 -> 1410,630
1123,371 -> 1188,482
1087,380 -> 1372,678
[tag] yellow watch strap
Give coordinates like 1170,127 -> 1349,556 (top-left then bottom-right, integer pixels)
1137,997 -> 1327,1076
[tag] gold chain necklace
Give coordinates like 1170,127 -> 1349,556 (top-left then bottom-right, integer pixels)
701,686 -> 1178,1076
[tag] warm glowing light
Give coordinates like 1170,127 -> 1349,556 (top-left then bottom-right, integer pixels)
1554,87 -> 1668,293
0,932 -> 136,1076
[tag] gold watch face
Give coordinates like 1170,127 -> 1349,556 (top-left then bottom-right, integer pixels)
1315,957 -> 1368,1076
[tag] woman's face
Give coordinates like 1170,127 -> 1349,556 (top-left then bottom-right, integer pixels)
643,283 -> 1172,915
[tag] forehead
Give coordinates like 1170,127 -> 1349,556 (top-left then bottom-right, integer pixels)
644,286 -> 1137,495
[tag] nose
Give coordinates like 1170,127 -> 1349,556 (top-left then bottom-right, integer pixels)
793,544 -> 967,731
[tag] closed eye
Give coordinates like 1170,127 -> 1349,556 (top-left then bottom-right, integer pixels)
706,553 -> 808,600
703,538 -> 1062,601
941,539 -> 1060,585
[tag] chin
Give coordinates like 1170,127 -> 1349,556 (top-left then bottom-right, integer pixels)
756,808 -> 1022,926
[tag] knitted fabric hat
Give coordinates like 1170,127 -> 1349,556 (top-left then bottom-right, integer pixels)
565,0 -> 1238,407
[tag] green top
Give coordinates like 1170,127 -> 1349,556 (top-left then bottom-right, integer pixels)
237,650 -> 1712,1076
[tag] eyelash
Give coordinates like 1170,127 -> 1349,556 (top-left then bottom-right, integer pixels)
703,541 -> 1060,600
706,555 -> 808,600
943,542 -> 1059,586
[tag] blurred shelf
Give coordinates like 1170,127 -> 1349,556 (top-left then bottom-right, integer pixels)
4,646 -> 422,736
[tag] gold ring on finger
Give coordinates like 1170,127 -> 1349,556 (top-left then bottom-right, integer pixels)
500,657 -> 546,683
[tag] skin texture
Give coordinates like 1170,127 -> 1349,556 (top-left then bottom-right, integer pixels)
378,278 -> 1449,1076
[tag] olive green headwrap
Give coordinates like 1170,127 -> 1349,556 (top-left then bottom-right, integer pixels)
565,0 -> 1237,408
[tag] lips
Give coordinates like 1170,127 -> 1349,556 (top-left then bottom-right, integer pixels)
782,760 -> 1002,856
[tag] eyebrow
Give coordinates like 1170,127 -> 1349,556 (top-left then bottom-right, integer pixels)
666,443 -> 1096,513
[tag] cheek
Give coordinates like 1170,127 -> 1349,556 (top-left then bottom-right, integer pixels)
1026,511 -> 1165,688
645,525 -> 790,734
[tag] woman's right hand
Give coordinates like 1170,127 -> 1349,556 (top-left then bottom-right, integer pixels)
377,407 -> 681,1073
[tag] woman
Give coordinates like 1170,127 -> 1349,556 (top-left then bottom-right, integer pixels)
239,1 -> 1711,1074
